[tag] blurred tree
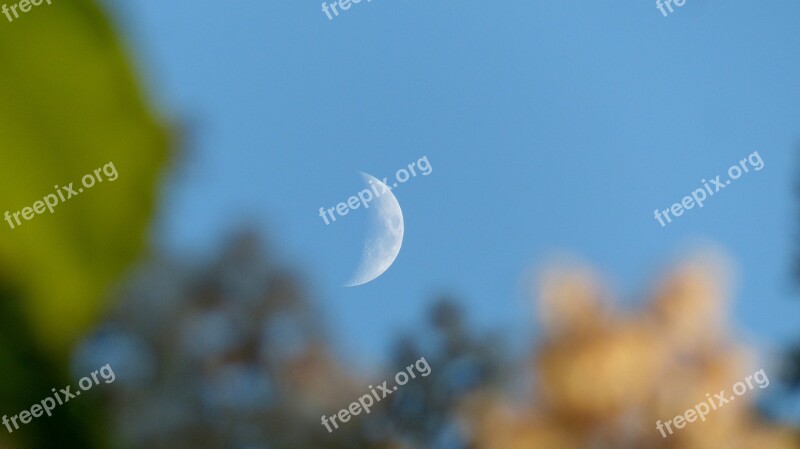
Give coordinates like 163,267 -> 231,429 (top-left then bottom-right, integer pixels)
78,232 -> 510,449
77,231 -> 800,449
0,0 -> 169,356
786,346 -> 800,389
380,299 -> 508,449
466,257 -> 799,449
77,232 -> 398,449
0,285 -> 104,449
0,1 -> 170,448
788,161 -> 800,391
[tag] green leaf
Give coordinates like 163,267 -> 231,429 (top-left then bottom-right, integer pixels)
0,0 -> 169,357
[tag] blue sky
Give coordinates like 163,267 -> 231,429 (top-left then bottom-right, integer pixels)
109,0 -> 800,365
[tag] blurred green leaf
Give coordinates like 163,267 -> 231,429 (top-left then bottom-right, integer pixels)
0,0 -> 169,356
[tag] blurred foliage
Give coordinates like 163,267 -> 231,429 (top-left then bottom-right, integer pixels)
0,1 -> 169,448
0,0 -> 169,356
381,300 -> 508,449
790,157 -> 800,391
78,239 -> 800,449
0,286 -> 104,449
467,258 -> 799,449
786,346 -> 800,390
81,232 -> 361,449
76,233 -> 506,449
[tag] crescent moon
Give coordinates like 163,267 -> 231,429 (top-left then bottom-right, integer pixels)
344,172 -> 405,287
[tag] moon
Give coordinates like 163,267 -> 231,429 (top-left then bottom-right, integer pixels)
344,172 -> 405,287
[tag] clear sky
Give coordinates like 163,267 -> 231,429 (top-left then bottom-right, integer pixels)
109,0 -> 800,365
